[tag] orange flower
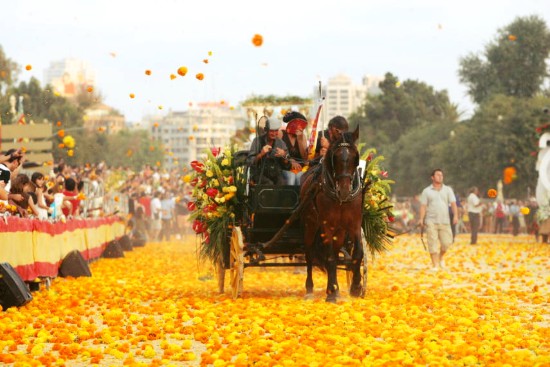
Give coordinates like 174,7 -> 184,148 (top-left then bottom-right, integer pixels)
508,34 -> 517,41
129,93 -> 135,99
87,86 -> 94,93
177,66 -> 188,76
252,34 -> 263,47
203,59 -> 209,64
156,161 -> 161,166
153,122 -> 159,128
58,143 -> 65,149
196,73 -> 204,81
145,69 -> 152,76
25,64 -> 32,71
170,74 -> 176,80
114,196 -> 120,202
56,121 -> 62,127
57,130 -> 65,138
98,127 -> 106,132
149,146 -> 155,151
487,189 -> 497,198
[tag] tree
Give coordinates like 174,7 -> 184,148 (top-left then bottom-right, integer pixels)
0,45 -> 19,95
433,94 -> 550,198
459,15 -> 550,105
350,73 -> 459,157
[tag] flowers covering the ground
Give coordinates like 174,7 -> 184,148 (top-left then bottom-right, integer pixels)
0,235 -> 548,366
186,146 -> 246,263
360,146 -> 395,255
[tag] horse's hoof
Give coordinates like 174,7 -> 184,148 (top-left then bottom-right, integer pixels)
304,293 -> 314,300
350,285 -> 363,298
325,296 -> 337,303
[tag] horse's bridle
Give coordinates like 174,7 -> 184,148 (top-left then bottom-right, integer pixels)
322,141 -> 362,204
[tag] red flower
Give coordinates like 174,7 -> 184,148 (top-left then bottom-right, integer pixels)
190,177 -> 199,187
206,188 -> 218,198
367,152 -> 374,162
380,171 -> 388,178
388,215 -> 395,222
187,201 -> 197,211
211,147 -> 221,157
192,220 -> 207,234
190,161 -> 204,173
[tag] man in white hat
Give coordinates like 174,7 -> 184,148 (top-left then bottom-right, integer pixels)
247,117 -> 291,185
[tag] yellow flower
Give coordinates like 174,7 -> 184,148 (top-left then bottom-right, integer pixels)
182,175 -> 191,183
221,159 -> 230,166
205,170 -> 214,178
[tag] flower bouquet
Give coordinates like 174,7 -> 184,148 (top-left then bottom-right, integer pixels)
360,146 -> 395,255
186,146 -> 246,264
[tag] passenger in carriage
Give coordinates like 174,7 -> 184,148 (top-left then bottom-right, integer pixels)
300,115 -> 350,185
281,111 -> 308,185
247,117 -> 291,185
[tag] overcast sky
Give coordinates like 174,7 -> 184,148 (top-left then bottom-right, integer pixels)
2,0 -> 549,122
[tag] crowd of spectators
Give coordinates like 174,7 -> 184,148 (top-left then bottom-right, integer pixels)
1,149 -> 193,243
391,194 -> 540,238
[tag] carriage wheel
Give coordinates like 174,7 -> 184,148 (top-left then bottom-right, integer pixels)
230,226 -> 244,299
216,258 -> 225,294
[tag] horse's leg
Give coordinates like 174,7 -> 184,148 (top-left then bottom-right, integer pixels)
305,247 -> 314,298
325,245 -> 339,303
349,236 -> 364,297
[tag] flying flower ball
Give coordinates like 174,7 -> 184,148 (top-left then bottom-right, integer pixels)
487,189 -> 498,198
63,135 -> 76,149
25,64 -> 32,71
177,66 -> 188,76
252,34 -> 263,47
145,69 -> 152,76
87,86 -> 94,93
170,74 -> 176,80
520,207 -> 530,215
196,73 -> 204,81
129,93 -> 135,99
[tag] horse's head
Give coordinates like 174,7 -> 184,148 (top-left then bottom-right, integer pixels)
324,126 -> 360,203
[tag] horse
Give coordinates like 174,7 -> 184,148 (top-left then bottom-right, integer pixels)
300,127 -> 363,302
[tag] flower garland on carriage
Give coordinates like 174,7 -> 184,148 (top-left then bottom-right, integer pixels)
186,145 -> 395,264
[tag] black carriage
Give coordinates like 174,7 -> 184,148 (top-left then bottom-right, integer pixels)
217,152 -> 369,299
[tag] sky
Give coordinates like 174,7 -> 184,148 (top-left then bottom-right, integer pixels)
1,0 -> 549,122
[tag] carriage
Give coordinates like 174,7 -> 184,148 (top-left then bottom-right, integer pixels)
188,132 -> 394,301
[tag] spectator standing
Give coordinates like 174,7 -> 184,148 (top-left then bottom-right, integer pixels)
150,191 -> 162,241
159,191 -> 175,241
509,200 -> 520,236
494,200 -> 507,233
467,186 -> 483,245
419,168 -> 458,271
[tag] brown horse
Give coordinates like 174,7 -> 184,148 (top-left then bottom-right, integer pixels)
300,127 -> 363,302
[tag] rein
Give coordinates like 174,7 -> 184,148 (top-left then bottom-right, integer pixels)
321,141 -> 362,204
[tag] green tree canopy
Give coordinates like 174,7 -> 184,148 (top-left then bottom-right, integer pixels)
350,73 -> 459,157
0,45 -> 19,96
459,15 -> 550,105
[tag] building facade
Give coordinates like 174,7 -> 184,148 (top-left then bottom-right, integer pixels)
323,74 -> 383,119
43,58 -> 96,98
151,103 -> 246,169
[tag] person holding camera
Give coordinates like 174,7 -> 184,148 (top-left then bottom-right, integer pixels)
247,117 -> 290,185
